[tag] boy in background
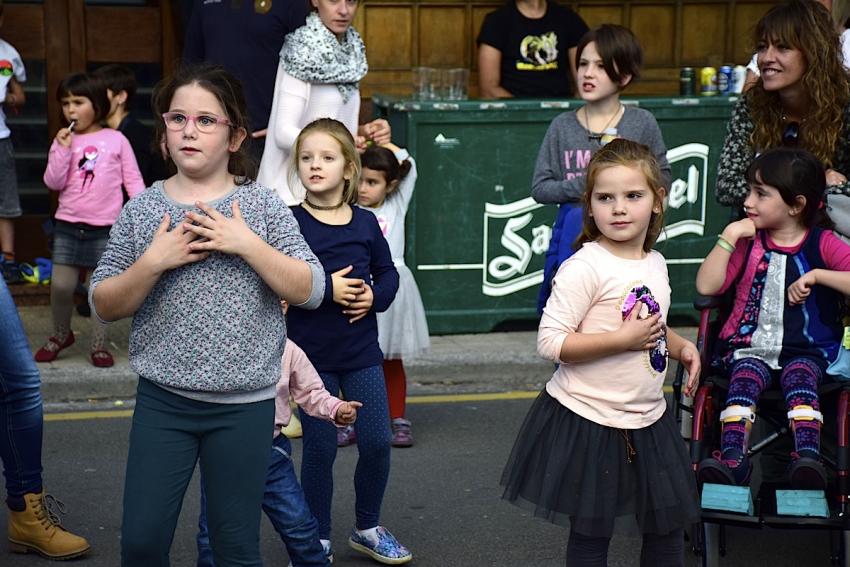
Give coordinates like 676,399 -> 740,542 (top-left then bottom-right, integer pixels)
0,0 -> 25,284
92,63 -> 165,187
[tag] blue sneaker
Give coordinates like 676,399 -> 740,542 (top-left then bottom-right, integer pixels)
1,259 -> 21,284
348,527 -> 412,565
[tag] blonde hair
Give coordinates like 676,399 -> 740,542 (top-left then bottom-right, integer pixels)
576,139 -> 666,253
289,118 -> 361,204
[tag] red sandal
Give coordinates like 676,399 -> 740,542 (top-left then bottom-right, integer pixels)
89,349 -> 114,368
34,333 -> 75,363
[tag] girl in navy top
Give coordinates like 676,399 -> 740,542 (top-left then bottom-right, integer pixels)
286,118 -> 410,564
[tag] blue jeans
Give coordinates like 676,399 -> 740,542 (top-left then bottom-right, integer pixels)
197,435 -> 328,567
300,365 -> 391,539
0,277 -> 43,499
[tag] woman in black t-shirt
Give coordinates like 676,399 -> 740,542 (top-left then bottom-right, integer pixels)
477,0 -> 588,98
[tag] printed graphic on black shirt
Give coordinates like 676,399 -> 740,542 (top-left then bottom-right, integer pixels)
518,32 -> 558,71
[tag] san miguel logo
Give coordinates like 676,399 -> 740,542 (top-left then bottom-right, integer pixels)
482,197 -> 553,297
479,143 -> 709,297
658,143 -> 708,242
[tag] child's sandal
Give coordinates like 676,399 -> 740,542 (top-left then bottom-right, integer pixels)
34,333 -> 76,363
90,349 -> 114,368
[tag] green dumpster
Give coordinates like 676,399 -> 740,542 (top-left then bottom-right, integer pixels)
373,95 -> 737,334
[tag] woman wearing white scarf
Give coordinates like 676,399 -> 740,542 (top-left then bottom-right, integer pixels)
258,0 -> 379,205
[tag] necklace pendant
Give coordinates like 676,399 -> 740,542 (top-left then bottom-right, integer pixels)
583,103 -> 623,145
600,128 -> 618,146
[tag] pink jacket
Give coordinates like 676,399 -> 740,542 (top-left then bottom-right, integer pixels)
43,129 -> 145,226
275,339 -> 345,437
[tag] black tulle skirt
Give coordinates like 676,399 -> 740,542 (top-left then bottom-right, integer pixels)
501,391 -> 699,538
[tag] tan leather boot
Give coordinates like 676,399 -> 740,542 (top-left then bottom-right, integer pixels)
7,491 -> 90,559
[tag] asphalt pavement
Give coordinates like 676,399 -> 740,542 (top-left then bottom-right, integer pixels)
6,305 -> 834,565
0,396 -> 833,567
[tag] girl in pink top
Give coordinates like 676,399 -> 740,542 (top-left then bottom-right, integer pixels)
501,139 -> 701,566
36,73 -> 144,367
697,148 -> 850,490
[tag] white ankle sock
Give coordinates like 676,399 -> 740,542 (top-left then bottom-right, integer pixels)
320,539 -> 332,553
356,527 -> 379,544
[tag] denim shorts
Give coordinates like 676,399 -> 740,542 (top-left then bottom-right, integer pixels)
52,220 -> 111,268
0,138 -> 21,218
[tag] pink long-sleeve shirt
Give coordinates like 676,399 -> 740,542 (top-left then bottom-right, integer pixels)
275,339 -> 345,437
537,242 -> 672,429
43,129 -> 145,226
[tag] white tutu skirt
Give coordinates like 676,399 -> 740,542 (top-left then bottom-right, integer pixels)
378,264 -> 430,359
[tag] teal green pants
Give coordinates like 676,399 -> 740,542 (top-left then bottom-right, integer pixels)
121,378 -> 274,567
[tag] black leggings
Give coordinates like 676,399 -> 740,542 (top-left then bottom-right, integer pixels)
566,528 -> 684,567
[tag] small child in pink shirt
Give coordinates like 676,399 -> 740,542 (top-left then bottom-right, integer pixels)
196,338 -> 360,566
697,147 -> 850,490
501,139 -> 701,564
36,72 -> 144,367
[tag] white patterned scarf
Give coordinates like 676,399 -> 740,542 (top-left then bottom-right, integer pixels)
280,12 -> 368,103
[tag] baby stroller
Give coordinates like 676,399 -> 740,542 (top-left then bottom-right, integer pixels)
673,294 -> 850,567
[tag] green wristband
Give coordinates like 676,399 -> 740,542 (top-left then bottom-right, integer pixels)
716,236 -> 735,253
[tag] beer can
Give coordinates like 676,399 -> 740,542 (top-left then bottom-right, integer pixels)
733,65 -> 747,94
679,67 -> 695,96
700,67 -> 718,96
718,65 -> 733,95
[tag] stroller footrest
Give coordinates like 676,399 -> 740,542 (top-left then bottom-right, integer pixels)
701,483 -> 754,515
775,489 -> 829,518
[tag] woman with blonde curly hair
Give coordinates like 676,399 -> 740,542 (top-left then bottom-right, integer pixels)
716,0 -> 850,208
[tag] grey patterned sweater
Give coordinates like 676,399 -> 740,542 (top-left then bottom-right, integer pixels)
715,98 -> 850,207
90,180 -> 324,401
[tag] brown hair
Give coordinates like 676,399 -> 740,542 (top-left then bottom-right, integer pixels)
289,118 -> 361,204
360,146 -> 412,195
746,147 -> 830,229
746,0 -> 849,166
575,24 -> 643,86
152,64 -> 255,182
92,64 -> 138,108
57,73 -> 111,125
575,139 -> 666,253
834,0 -> 850,31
